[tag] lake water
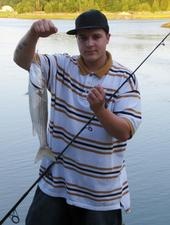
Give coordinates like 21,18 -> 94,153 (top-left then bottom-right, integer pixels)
0,18 -> 170,225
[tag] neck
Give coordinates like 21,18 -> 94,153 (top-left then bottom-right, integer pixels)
83,53 -> 107,73
78,51 -> 112,77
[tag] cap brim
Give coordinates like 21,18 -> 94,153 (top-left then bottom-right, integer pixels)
67,26 -> 108,35
66,29 -> 77,35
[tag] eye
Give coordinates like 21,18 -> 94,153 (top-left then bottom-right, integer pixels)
92,34 -> 102,40
77,35 -> 87,41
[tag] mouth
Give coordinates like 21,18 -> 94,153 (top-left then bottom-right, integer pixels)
85,50 -> 97,55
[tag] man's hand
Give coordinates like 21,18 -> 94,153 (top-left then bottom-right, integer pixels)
87,85 -> 106,114
30,19 -> 58,38
13,19 -> 58,70
87,85 -> 131,141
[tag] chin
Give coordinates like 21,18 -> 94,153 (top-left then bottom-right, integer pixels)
84,54 -> 98,61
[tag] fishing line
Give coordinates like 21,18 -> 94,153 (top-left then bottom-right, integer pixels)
0,32 -> 169,225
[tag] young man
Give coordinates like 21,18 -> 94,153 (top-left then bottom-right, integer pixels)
14,9 -> 141,225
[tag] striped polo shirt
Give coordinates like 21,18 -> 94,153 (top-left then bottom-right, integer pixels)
37,52 -> 141,212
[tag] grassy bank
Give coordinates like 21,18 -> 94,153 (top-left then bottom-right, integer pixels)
1,11 -> 170,20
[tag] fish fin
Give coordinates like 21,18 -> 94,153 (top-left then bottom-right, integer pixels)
34,146 -> 56,163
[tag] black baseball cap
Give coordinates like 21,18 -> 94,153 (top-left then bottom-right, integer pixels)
67,9 -> 109,35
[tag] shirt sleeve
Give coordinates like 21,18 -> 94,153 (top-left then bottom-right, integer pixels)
36,53 -> 59,93
113,73 -> 142,136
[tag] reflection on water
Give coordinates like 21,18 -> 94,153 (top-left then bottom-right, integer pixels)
0,18 -> 170,225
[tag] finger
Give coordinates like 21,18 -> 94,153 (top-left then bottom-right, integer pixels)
87,90 -> 97,105
34,20 -> 57,35
88,91 -> 97,101
31,22 -> 40,34
39,19 -> 50,33
90,88 -> 103,100
33,20 -> 46,33
41,19 -> 50,32
95,85 -> 105,97
48,20 -> 58,33
42,20 -> 56,33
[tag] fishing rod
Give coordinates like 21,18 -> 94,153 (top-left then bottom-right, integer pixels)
0,31 -> 170,225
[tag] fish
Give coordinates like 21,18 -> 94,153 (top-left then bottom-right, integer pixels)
28,62 -> 56,163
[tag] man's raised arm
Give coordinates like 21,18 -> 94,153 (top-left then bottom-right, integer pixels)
13,19 -> 58,71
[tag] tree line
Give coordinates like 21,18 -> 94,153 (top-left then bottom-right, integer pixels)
0,0 -> 170,13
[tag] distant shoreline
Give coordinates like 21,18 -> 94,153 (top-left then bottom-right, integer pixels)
1,11 -> 170,21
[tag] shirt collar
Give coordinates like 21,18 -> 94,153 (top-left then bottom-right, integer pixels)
78,51 -> 112,77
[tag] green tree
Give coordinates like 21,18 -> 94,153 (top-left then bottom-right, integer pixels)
44,1 -> 58,12
0,0 -> 21,8
35,0 -> 40,10
128,0 -> 140,10
104,0 -> 122,12
147,0 -> 155,6
66,0 -> 79,12
1,0 -> 170,13
152,0 -> 160,11
16,0 -> 35,13
160,0 -> 169,10
137,2 -> 152,10
167,0 -> 170,9
121,0 -> 129,11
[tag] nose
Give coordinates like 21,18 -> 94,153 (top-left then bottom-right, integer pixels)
86,37 -> 94,47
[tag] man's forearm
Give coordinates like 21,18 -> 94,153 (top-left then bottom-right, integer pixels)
13,30 -> 39,71
95,107 -> 132,141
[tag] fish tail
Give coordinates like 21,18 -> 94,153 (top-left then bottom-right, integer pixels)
34,146 -> 56,163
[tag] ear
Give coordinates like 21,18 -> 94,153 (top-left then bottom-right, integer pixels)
106,33 -> 111,43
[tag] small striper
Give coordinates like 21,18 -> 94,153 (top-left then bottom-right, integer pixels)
28,62 -> 56,163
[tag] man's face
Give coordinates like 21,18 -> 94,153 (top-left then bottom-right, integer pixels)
76,29 -> 110,66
